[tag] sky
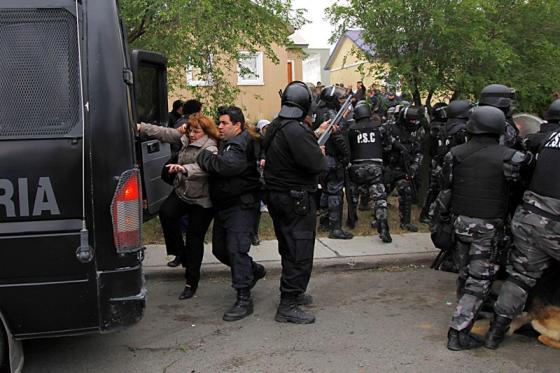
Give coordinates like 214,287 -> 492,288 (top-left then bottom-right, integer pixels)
291,0 -> 340,50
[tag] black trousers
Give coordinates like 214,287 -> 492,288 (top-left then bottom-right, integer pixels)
267,190 -> 316,299
159,192 -> 214,285
212,204 -> 259,289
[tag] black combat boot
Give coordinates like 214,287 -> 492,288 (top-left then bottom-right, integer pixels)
250,263 -> 266,289
418,210 -> 431,224
250,233 -> 261,246
296,293 -> 313,306
167,255 -> 182,268
377,220 -> 392,243
329,228 -> 354,239
447,327 -> 484,351
484,315 -> 512,350
399,200 -> 418,232
178,282 -> 198,300
223,288 -> 253,322
275,297 -> 315,324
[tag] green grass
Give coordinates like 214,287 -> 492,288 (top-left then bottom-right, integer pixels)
142,196 -> 428,244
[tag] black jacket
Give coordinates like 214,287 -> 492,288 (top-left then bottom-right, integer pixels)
263,118 -> 326,191
197,130 -> 261,209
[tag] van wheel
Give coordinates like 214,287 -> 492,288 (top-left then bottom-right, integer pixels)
0,324 -> 6,370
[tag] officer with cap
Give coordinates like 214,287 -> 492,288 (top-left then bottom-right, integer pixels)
433,106 -> 532,351
314,85 -> 354,239
347,101 -> 392,243
478,83 -> 519,147
263,81 -> 326,324
484,128 -> 558,350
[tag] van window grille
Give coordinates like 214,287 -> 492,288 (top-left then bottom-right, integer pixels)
0,9 -> 80,137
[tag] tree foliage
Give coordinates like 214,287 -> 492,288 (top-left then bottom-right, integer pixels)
327,0 -> 560,114
119,0 -> 305,112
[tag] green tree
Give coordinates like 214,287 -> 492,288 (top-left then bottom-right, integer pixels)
119,0 -> 305,112
327,0 -> 560,113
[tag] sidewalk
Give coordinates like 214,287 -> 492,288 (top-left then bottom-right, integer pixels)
143,233 -> 438,279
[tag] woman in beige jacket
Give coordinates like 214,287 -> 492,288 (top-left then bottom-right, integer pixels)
138,113 -> 218,299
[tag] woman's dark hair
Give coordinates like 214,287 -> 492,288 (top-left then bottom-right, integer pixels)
217,105 -> 245,127
172,99 -> 184,111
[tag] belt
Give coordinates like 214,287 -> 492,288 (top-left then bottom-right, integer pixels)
522,202 -> 560,222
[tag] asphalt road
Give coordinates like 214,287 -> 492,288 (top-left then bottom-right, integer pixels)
23,267 -> 560,372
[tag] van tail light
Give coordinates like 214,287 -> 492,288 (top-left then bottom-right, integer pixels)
111,169 -> 142,253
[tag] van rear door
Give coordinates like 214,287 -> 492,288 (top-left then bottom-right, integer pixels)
0,2 -> 98,336
130,50 -> 172,219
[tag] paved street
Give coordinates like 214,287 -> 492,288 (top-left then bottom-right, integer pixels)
23,267 -> 560,372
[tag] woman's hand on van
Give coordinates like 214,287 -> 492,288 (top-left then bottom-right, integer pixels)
165,163 -> 187,174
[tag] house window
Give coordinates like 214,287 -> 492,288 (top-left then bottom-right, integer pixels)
237,51 -> 264,86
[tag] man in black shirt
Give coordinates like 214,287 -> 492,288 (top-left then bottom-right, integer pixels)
197,106 -> 266,322
264,81 -> 326,324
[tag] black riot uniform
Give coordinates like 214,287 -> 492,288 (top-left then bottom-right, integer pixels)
197,107 -> 266,322
314,85 -> 353,239
432,106 -> 532,351
421,100 -> 471,224
479,84 -> 519,147
385,105 -> 425,232
419,102 -> 448,223
525,99 -> 560,150
485,128 -> 559,349
264,81 -> 326,324
347,101 -> 392,242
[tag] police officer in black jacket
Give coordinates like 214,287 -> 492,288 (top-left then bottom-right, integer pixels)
197,106 -> 266,322
347,101 -> 392,243
263,81 -> 326,324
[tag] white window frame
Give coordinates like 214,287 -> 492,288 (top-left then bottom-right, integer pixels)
237,51 -> 264,86
185,55 -> 214,87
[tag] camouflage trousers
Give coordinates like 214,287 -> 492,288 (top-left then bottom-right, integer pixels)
348,163 -> 388,222
450,215 -> 502,331
494,196 -> 560,319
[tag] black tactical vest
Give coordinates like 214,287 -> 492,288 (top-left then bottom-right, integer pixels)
348,119 -> 383,161
529,131 -> 560,199
450,139 -> 515,219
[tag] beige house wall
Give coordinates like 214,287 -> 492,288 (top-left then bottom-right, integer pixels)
169,43 -> 304,123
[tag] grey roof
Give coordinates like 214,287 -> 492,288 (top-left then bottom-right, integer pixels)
324,29 -> 376,70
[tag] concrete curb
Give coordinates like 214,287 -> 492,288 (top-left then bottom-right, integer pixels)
143,251 -> 438,280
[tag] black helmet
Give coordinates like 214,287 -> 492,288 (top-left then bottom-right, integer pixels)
544,99 -> 560,122
446,100 -> 473,119
279,81 -> 312,120
466,106 -> 506,135
431,102 -> 448,121
353,100 -> 371,121
479,84 -> 516,110
319,85 -> 347,105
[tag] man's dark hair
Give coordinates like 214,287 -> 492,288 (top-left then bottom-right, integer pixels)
172,99 -> 184,112
182,99 -> 203,116
218,105 -> 245,127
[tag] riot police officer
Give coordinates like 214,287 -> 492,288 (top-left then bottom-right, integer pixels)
525,99 -> 560,149
315,85 -> 353,239
385,105 -> 424,232
263,81 -> 326,324
478,84 -> 519,147
347,101 -> 392,242
419,102 -> 448,223
427,100 -> 472,222
433,106 -> 532,351
484,129 -> 558,350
